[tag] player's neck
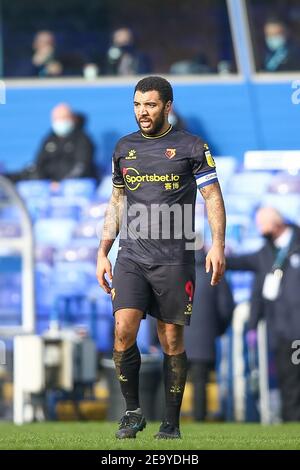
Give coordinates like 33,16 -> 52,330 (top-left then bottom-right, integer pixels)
141,123 -> 172,139
156,122 -> 172,136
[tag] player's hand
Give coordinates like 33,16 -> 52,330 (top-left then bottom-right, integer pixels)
96,253 -> 113,294
205,244 -> 226,286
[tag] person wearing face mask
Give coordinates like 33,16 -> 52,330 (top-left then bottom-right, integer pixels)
226,207 -> 300,421
105,27 -> 151,76
3,104 -> 97,183
262,17 -> 300,72
31,31 -> 63,78
33,103 -> 97,181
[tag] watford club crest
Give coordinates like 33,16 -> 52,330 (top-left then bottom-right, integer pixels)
165,148 -> 176,159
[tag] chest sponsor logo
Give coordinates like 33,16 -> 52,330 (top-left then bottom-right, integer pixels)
123,167 -> 180,191
165,148 -> 176,159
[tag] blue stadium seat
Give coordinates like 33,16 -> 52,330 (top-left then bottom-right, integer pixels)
55,245 -> 97,263
48,197 -> 81,220
0,205 -> 21,221
16,180 -> 50,200
0,221 -> 21,237
227,171 -> 272,196
52,261 -> 95,297
61,178 -> 97,199
35,262 -> 55,314
239,237 -> 264,254
0,271 -> 21,326
225,194 -> 260,216
97,175 -> 112,201
214,157 -> 237,192
71,219 -> 100,248
137,319 -> 151,354
23,197 -> 50,220
81,201 -> 108,220
91,297 -> 114,353
35,245 -> 55,264
34,218 -> 77,248
267,172 -> 300,194
228,271 -> 254,304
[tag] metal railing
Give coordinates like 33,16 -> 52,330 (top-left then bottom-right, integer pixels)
0,175 -> 35,335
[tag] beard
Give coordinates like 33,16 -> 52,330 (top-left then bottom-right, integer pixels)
136,109 -> 166,136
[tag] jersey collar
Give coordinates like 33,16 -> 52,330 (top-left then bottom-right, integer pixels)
141,125 -> 173,139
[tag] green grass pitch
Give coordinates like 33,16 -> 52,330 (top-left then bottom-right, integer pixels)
0,422 -> 300,450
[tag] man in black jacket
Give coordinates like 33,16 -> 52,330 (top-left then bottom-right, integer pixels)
227,207 -> 300,421
35,103 -> 97,181
5,103 -> 97,183
185,249 -> 234,421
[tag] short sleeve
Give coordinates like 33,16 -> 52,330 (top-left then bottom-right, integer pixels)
112,145 -> 125,188
190,138 -> 218,189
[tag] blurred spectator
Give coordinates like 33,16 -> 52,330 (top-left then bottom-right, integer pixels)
6,104 -> 98,182
227,207 -> 300,421
31,31 -> 63,77
262,17 -> 300,72
170,53 -> 213,75
105,27 -> 151,75
185,248 -> 234,421
35,103 -> 98,181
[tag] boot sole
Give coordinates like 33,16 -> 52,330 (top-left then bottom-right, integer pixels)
154,432 -> 181,440
115,419 -> 146,439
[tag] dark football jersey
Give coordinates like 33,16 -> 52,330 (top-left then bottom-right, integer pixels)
112,126 -> 218,265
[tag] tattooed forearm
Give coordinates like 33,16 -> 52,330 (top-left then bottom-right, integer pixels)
99,186 -> 125,256
199,182 -> 226,246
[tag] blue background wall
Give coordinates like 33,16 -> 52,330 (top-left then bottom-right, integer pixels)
0,79 -> 298,173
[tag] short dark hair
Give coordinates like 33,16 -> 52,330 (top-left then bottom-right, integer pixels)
134,76 -> 173,104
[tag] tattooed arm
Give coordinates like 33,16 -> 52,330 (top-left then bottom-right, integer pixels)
199,181 -> 226,286
97,186 -> 125,293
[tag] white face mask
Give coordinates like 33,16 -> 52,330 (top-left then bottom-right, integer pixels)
266,35 -> 286,51
52,119 -> 75,137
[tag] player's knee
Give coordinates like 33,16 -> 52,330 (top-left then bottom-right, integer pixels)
162,336 -> 182,355
114,322 -> 136,350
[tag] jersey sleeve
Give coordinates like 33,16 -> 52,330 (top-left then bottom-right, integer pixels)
189,137 -> 218,189
112,144 -> 125,188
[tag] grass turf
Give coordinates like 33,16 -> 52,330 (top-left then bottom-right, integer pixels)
0,422 -> 300,450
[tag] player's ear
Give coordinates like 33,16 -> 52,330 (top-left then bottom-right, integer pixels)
165,100 -> 172,114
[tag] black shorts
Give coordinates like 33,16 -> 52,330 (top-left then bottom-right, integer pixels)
111,256 -> 195,326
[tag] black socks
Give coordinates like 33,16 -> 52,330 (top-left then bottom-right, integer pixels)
113,343 -> 141,411
163,351 -> 187,427
113,345 -> 187,423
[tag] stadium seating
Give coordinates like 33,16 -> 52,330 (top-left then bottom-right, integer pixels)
34,218 -> 77,247
60,178 -> 97,199
16,180 -> 50,200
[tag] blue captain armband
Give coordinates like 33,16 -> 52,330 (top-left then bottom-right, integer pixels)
195,170 -> 218,189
